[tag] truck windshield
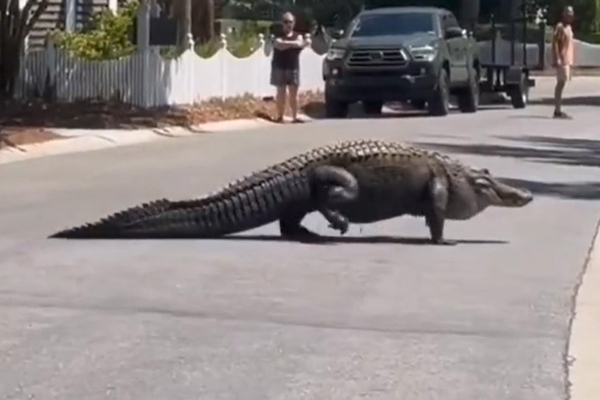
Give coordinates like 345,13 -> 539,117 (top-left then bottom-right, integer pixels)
348,12 -> 436,37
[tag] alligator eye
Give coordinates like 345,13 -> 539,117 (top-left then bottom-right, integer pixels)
482,168 -> 490,174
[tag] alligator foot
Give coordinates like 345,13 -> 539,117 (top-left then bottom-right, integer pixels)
431,238 -> 457,246
280,225 -> 324,243
279,210 -> 324,243
319,207 -> 349,235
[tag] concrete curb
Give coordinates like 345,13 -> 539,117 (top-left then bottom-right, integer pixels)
567,218 -> 600,400
0,118 -> 278,166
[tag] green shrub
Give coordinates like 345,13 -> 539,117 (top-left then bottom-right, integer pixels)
195,38 -> 223,58
53,0 -> 138,60
577,31 -> 600,43
194,22 -> 262,59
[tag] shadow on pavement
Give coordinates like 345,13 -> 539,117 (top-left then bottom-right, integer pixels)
48,234 -> 508,245
411,135 -> 600,200
506,115 -> 554,120
497,178 -> 600,201
302,101 -> 429,120
212,235 -> 508,245
413,135 -> 600,168
529,96 -> 600,107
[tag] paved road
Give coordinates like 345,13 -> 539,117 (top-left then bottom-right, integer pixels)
1,78 -> 599,400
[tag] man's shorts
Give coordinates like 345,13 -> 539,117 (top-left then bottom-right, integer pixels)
556,65 -> 571,82
270,68 -> 300,87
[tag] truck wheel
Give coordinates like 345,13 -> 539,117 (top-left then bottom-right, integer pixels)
428,69 -> 450,117
362,101 -> 383,115
411,100 -> 427,110
457,67 -> 479,113
508,72 -> 528,109
325,94 -> 349,118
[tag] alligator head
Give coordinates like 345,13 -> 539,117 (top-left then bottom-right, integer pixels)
445,166 -> 533,220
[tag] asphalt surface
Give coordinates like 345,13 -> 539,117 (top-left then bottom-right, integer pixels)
1,78 -> 600,400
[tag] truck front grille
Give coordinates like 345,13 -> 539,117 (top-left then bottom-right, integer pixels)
347,49 -> 408,68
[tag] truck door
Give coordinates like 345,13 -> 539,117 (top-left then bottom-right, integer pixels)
442,12 -> 468,83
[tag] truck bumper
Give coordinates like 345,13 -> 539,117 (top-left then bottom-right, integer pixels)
324,69 -> 438,103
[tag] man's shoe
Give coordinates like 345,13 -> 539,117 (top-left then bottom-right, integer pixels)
553,110 -> 573,119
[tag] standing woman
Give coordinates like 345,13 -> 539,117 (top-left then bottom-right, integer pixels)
551,5 -> 575,119
270,12 -> 311,123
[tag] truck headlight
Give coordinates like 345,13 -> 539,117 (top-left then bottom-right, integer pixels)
409,45 -> 437,62
326,48 -> 346,61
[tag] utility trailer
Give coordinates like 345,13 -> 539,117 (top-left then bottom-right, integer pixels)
464,0 -> 547,109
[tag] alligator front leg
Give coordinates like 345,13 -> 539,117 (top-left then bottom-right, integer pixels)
279,165 -> 358,240
424,176 -> 456,245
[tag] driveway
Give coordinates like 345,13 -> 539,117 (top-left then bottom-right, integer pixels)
0,77 -> 599,400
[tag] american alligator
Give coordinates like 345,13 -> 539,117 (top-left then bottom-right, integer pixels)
49,139 -> 533,244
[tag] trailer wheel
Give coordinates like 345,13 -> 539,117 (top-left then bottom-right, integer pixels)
508,72 -> 529,109
457,67 -> 479,113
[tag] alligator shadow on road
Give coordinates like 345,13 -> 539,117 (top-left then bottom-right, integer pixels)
411,136 -> 600,200
48,234 -> 508,245
207,235 -> 508,245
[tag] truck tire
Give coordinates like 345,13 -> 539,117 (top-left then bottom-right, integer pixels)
325,93 -> 349,118
411,100 -> 427,110
457,67 -> 479,113
362,101 -> 383,115
428,69 -> 450,117
508,72 -> 528,109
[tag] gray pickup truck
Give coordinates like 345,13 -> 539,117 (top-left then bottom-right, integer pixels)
322,6 -> 481,118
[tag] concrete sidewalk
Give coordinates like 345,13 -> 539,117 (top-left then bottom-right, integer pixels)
3,76 -> 598,166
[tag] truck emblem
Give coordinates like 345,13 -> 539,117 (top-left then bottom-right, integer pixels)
370,51 -> 384,60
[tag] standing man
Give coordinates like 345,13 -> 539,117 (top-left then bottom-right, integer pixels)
270,12 -> 310,123
551,6 -> 575,119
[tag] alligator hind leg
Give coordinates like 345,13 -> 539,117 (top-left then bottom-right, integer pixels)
310,165 -> 359,235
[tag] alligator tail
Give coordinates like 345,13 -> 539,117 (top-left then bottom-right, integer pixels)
49,169 -> 311,239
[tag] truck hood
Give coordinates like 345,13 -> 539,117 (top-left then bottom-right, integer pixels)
333,33 -> 437,50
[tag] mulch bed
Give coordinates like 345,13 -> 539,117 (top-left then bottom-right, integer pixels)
0,91 -> 326,148
0,127 -> 66,150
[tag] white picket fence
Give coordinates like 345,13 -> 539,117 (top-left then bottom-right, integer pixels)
16,34 -> 326,108
15,32 -> 600,108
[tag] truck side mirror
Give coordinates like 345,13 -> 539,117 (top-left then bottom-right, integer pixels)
445,27 -> 464,39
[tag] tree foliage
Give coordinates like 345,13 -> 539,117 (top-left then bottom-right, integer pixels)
0,0 -> 49,98
53,0 -> 139,60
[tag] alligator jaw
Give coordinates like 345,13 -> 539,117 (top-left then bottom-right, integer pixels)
491,179 -> 533,208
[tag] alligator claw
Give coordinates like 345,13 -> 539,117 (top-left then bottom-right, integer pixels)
329,222 -> 349,235
432,238 -> 457,246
